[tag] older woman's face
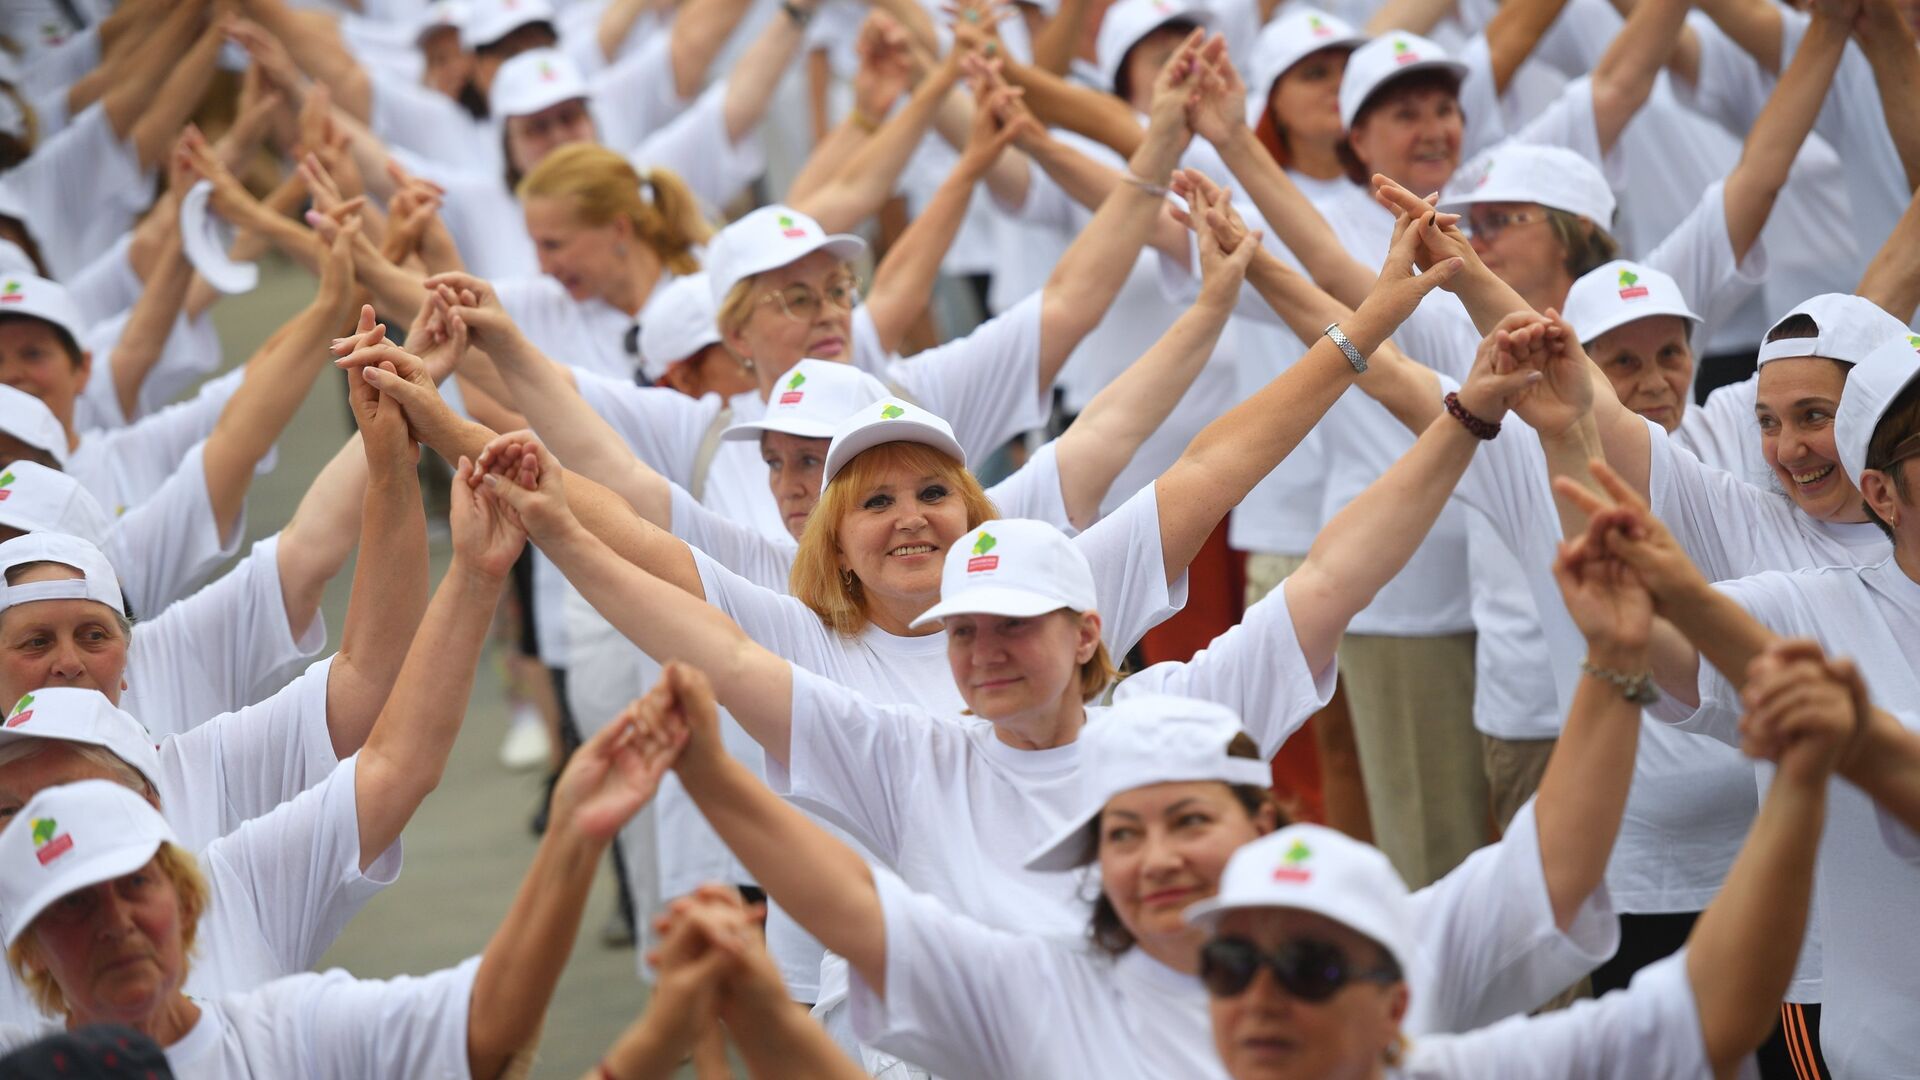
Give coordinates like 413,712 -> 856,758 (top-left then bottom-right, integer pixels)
833,457 -> 971,612
1756,357 -> 1865,523
1208,908 -> 1406,1080
504,98 -> 595,177
0,566 -> 128,706
0,744 -> 134,831
726,252 -> 858,385
28,857 -> 188,1025
1098,781 -> 1262,956
762,432 -> 828,541
944,609 -> 1095,724
1346,85 -> 1461,199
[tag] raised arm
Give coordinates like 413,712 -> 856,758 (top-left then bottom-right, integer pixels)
128,20 -> 222,172
1588,0 -> 1694,154
1718,0 -> 1849,264
791,53 -> 966,234
469,694 -> 673,1080
718,0 -> 817,141
1154,205 -> 1463,586
1696,0 -> 1786,72
634,664 -> 888,992
97,0 -> 202,150
1051,188 -> 1253,528
1855,0 -> 1920,191
1280,317 -> 1535,672
1482,0 -> 1576,95
671,0 -> 758,99
236,1 -> 373,119
999,56 -> 1146,159
1686,642 -> 1846,1076
104,223 -> 192,423
1857,183 -> 1920,322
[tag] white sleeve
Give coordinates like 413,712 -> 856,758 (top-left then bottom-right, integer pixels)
201,755 -> 402,972
1114,579 -> 1336,757
884,292 -> 1049,461
591,31 -> 684,151
1071,482 -> 1189,656
78,384 -> 236,511
669,483 -> 796,591
1644,181 -> 1767,337
159,658 -> 338,852
275,958 -> 481,1080
572,374 -> 724,487
848,870 -> 1061,1079
1646,423 -> 1798,583
3,103 -> 149,277
1407,800 -> 1619,1032
1406,951 -> 1709,1078
849,306 -> 897,377
63,233 -> 143,326
103,442 -> 240,619
690,548 -> 847,669
628,81 -> 767,215
982,440 -> 1075,535
1669,15 -> 1775,135
126,533 -> 328,738
368,79 -> 485,167
1004,155 -> 1084,232
764,665 -> 936,862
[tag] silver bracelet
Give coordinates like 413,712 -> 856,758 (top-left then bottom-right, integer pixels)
1324,322 -> 1366,373
1580,659 -> 1660,706
1123,171 -> 1170,199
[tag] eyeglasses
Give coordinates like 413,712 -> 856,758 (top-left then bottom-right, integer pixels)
1199,935 -> 1401,1002
1463,207 -> 1548,241
761,276 -> 861,323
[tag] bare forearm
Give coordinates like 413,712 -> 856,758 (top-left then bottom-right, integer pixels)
109,233 -> 192,420
1364,0 -> 1455,36
250,0 -> 372,118
1857,188 -> 1920,322
327,460 -> 429,758
1696,0 -> 1783,72
1589,0 -> 1689,152
1535,658 -> 1643,930
1031,0 -> 1093,73
1842,710 -> 1920,835
1659,576 -> 1780,695
723,11 -> 807,141
1859,9 -> 1920,191
724,991 -> 868,1079
795,62 -> 961,234
786,118 -> 870,206
865,161 -> 979,354
1484,0 -> 1577,94
1722,12 -> 1846,261
100,0 -> 199,138
1353,342 -> 1447,433
1218,126 -> 1374,307
1006,61 -> 1144,158
1243,247 -> 1351,343
227,174 -> 314,266
673,0 -> 756,97
276,435 -> 368,642
132,25 -> 222,171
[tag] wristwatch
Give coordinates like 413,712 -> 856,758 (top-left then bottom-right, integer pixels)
1324,322 -> 1366,373
781,0 -> 813,25
1580,660 -> 1661,706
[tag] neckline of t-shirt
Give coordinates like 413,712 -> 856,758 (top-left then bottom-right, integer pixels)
1863,556 -> 1920,603
1806,515 -> 1894,556
163,998 -> 223,1064
1114,945 -> 1202,995
972,724 -> 1085,773
859,624 -> 951,658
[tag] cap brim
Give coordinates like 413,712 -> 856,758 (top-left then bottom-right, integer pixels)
1574,303 -> 1702,345
1345,58 -> 1468,126
907,585 -> 1071,629
744,235 -> 869,283
181,182 -> 260,296
823,420 -> 964,486
720,417 -> 838,442
7,838 -> 164,947
1023,808 -> 1103,872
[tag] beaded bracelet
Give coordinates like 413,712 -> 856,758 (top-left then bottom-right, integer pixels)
1443,391 -> 1500,441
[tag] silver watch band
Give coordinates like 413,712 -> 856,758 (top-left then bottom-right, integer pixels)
1324,322 -> 1366,373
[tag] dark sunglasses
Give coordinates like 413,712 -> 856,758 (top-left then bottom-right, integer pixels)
1199,935 -> 1401,1002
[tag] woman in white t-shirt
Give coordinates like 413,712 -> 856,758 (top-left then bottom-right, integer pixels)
0,674 -> 669,1077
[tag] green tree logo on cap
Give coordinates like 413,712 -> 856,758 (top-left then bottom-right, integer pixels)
1393,38 -> 1409,52
0,471 -> 14,493
31,818 -> 55,847
1908,335 -> 1920,350
10,693 -> 33,717
777,214 -> 806,238
1,280 -> 19,299
1284,840 -> 1311,865
1618,269 -> 1639,287
880,404 -> 905,419
5,693 -> 31,727
1273,838 -> 1314,881
787,371 -> 807,390
972,532 -> 996,555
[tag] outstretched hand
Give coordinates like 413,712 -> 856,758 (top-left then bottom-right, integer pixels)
475,429 -> 575,542
424,271 -> 525,358
333,330 -> 456,449
1185,35 -> 1248,147
550,694 -> 678,844
1739,639 -> 1864,785
343,306 -> 417,464
1356,205 -> 1464,330
1186,172 -> 1258,304
627,662 -> 727,777
1456,311 -> 1546,423
1495,308 -> 1595,438
1551,527 -> 1654,656
450,454 -> 528,579
1552,459 -> 1704,610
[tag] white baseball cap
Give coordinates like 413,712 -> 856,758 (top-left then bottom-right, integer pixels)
638,274 -> 724,382
722,360 -> 888,442
821,397 -> 966,487
1563,260 -> 1700,345
1757,294 -> 1912,368
0,780 -> 178,947
1025,696 -> 1270,871
461,0 -> 555,50
1439,143 -> 1616,228
417,0 -> 469,44
1251,9 -> 1366,103
909,519 -> 1096,630
1337,32 -> 1467,130
0,689 -> 160,795
1095,0 -> 1211,95
0,462 -> 110,545
0,240 -> 33,276
0,181 -> 26,226
1836,333 -> 1920,489
488,48 -> 587,120
0,273 -> 85,352
0,386 -> 70,467
0,533 -> 125,620
180,181 -> 259,296
704,206 -> 866,312
1184,823 -> 1415,974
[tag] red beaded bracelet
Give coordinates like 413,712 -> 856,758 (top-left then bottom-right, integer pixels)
598,1063 -> 622,1080
1444,391 -> 1500,441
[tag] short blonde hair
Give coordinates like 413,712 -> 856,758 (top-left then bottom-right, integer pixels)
517,144 -> 711,276
7,842 -> 207,1016
789,441 -> 999,636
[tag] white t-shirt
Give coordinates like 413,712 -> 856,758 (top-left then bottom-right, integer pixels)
103,441 -> 241,619
0,755 -> 401,1026
369,76 -> 499,174
2,102 -> 149,279
125,532 -> 329,740
67,373 -> 245,517
1685,561 -> 1920,1079
499,274 -> 665,384
76,307 -> 224,433
1674,375 -> 1769,490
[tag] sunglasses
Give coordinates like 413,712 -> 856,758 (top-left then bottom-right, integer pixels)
1199,935 -> 1401,1002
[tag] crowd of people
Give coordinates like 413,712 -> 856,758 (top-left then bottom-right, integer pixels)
0,0 -> 1918,1075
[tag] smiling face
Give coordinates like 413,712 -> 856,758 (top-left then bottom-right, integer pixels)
1097,781 -> 1265,962
762,431 -> 829,541
1756,357 -> 1865,523
523,194 -> 627,301
1590,315 -> 1694,432
1347,79 -> 1461,198
0,566 -> 128,706
1267,48 -> 1350,147
24,856 -> 188,1026
0,318 -> 87,435
943,609 -> 1096,722
1208,908 -> 1407,1080
503,98 -> 595,178
833,456 -> 972,618
724,252 -> 857,383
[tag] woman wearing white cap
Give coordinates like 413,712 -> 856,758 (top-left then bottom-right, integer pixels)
0,665 -> 669,1075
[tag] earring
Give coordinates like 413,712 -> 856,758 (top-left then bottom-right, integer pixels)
840,569 -> 856,593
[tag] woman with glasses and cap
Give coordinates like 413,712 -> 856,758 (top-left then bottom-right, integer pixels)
0,662 -> 669,1076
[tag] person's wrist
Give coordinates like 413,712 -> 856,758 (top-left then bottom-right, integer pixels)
1583,639 -> 1648,673
448,550 -> 511,589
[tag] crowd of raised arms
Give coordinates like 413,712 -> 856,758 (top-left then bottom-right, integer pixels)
1,0 -> 1919,1075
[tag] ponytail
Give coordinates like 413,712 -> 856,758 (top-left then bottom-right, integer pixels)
517,143 -> 712,273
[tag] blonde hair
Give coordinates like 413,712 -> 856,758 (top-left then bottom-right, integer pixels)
517,144 -> 711,275
789,441 -> 999,636
0,742 -> 153,799
8,842 -> 207,1016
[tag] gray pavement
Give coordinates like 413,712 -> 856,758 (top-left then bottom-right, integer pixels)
209,255 -> 694,1078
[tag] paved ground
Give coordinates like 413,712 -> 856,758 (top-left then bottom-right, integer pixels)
209,255 -> 689,1078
